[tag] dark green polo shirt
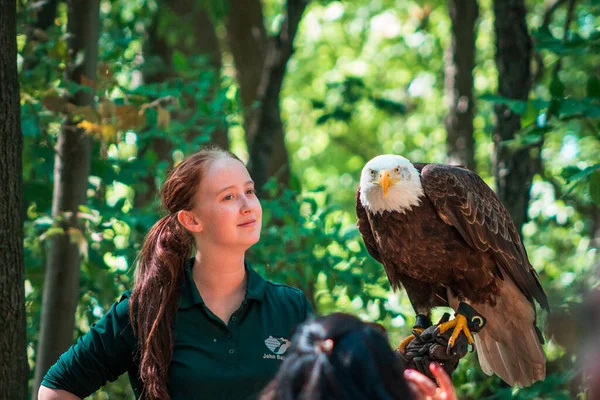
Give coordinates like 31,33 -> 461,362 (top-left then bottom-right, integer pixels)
42,260 -> 312,399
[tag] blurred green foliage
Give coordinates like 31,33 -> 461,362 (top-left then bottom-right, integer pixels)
17,0 -> 600,398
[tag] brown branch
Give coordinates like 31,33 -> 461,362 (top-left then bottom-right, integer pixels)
542,0 -> 569,29
330,135 -> 375,162
546,175 -> 592,215
246,0 -> 309,190
444,0 -> 479,172
546,175 -> 600,250
224,0 -> 267,134
492,0 -> 534,229
530,0 -> 577,219
533,0 -> 570,84
552,0 -> 577,76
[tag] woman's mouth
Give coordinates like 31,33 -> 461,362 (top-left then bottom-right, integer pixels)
238,219 -> 256,228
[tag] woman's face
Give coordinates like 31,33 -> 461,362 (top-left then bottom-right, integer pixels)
192,157 -> 262,251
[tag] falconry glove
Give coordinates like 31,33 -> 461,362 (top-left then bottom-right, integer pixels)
398,313 -> 470,380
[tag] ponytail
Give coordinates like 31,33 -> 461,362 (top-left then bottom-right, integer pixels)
259,313 -> 412,400
130,213 -> 192,400
130,147 -> 243,399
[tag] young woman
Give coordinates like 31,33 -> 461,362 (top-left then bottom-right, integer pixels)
39,148 -> 313,400
259,313 -> 457,400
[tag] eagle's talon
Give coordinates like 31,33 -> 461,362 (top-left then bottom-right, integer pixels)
397,334 -> 416,353
437,313 -> 474,351
397,327 -> 425,353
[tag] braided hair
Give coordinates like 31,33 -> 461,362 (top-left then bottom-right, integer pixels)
260,313 -> 414,400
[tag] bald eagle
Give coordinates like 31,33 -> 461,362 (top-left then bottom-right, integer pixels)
356,154 -> 549,387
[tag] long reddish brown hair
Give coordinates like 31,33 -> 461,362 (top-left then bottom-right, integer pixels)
130,147 -> 243,399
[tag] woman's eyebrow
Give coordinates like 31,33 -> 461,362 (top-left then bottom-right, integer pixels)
216,180 -> 255,195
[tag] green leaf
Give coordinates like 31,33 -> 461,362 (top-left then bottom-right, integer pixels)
590,172 -> 600,206
521,101 -> 539,127
550,76 -> 565,98
316,113 -> 332,125
21,114 -> 40,137
584,106 -> 600,118
24,181 -> 54,212
566,164 -> 600,184
172,50 -> 188,74
534,31 -> 593,55
502,126 -> 551,151
316,109 -> 352,125
370,97 -> 406,114
111,198 -> 128,211
559,98 -> 600,118
587,76 -> 600,98
560,166 -> 583,181
530,99 -> 551,111
90,159 -> 119,183
311,100 -> 326,109
480,94 -> 527,114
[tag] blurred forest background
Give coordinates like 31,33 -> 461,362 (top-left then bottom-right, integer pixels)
1,0 -> 600,398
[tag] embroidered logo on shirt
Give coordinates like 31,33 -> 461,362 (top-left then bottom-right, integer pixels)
263,336 -> 291,360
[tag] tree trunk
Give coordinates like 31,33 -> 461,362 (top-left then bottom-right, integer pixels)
156,1 -> 228,150
136,2 -> 227,207
193,9 -> 228,151
32,1 -> 100,397
33,0 -> 59,30
224,0 -> 266,137
245,63 -> 289,190
243,0 -> 307,190
444,0 -> 478,172
492,0 -> 533,231
0,1 -> 29,398
225,0 -> 297,190
23,0 -> 60,71
135,8 -> 171,207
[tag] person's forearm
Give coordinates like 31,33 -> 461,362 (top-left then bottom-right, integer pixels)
38,385 -> 82,400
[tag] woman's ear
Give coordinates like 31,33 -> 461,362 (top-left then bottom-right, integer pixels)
177,210 -> 203,233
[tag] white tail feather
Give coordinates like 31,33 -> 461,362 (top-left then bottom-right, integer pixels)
448,278 -> 546,387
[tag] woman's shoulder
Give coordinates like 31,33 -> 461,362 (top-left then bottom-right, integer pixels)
101,290 -> 133,325
264,281 -> 305,295
245,264 -> 313,317
117,290 -> 132,307
263,280 -> 308,304
262,281 -> 313,317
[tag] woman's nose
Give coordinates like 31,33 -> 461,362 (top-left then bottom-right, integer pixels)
241,198 -> 252,213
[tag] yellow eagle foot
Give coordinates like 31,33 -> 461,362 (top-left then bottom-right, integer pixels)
437,314 -> 474,349
436,302 -> 486,353
397,327 -> 424,353
396,314 -> 432,353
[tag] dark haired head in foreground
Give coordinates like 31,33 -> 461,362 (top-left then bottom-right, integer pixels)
260,313 -> 413,400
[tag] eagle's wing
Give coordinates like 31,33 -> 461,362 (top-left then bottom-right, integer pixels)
357,185 -> 445,302
419,164 -> 549,311
356,186 -> 383,264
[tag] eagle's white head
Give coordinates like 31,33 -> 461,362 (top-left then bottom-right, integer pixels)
359,154 -> 424,214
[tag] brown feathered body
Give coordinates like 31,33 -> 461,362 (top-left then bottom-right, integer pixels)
357,161 -> 549,387
361,197 -> 501,305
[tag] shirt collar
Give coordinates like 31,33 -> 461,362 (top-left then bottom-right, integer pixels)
245,262 -> 268,302
178,258 -> 268,310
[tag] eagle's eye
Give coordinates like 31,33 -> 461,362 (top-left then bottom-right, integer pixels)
370,169 -> 376,178
393,167 -> 401,174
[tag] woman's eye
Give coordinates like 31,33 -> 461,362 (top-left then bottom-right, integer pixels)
246,189 -> 256,195
223,194 -> 234,201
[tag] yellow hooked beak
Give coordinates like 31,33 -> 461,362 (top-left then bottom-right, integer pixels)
379,169 -> 391,198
